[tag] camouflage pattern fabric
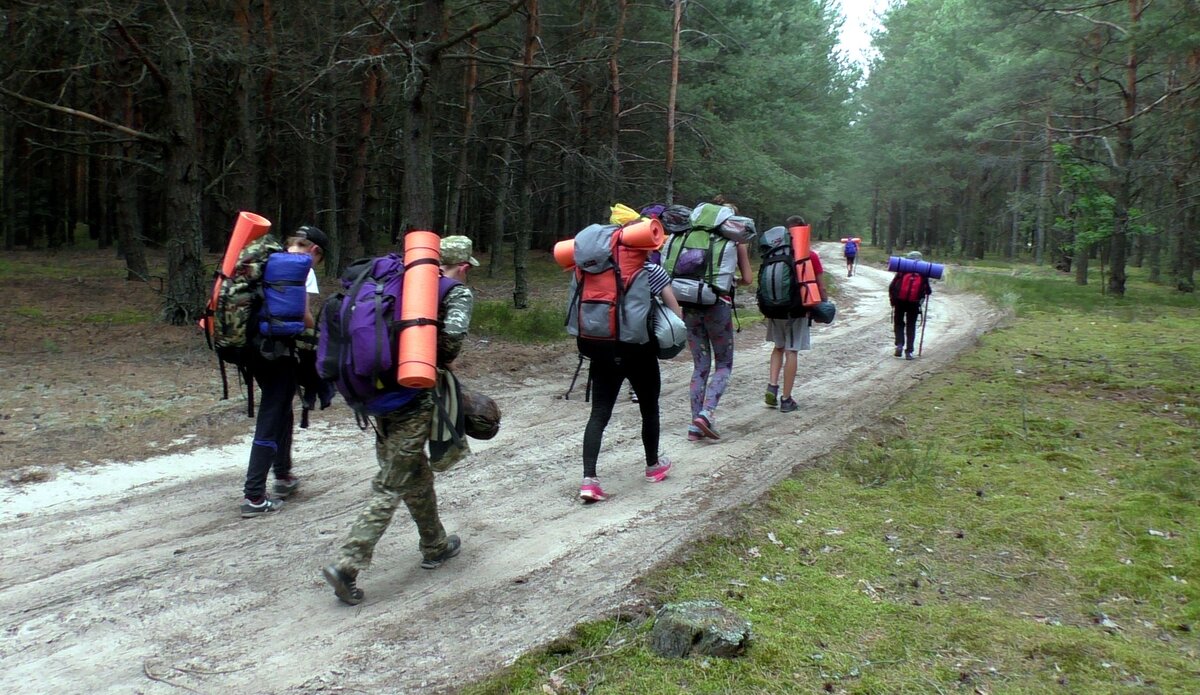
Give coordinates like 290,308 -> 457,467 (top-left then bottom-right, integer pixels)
440,235 -> 480,266
335,394 -> 450,574
437,285 -> 473,364
214,236 -> 284,351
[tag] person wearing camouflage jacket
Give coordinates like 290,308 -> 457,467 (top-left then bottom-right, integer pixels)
322,235 -> 478,606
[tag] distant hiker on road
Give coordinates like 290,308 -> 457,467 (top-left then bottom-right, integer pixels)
240,225 -> 328,518
322,235 -> 478,606
843,237 -> 858,277
889,250 -> 933,360
761,216 -> 827,413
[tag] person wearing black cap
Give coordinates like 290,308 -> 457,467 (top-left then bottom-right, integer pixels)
238,225 -> 328,518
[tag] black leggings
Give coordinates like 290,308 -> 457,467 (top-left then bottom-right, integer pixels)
893,301 -> 921,353
583,345 -> 661,478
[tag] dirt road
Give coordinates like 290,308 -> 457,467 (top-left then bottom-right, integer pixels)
0,246 -> 1001,693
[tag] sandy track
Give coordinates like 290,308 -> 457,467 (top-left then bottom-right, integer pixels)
0,246 -> 1000,693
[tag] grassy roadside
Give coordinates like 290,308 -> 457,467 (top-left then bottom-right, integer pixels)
464,261 -> 1200,694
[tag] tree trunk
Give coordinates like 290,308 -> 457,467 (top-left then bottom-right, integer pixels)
664,0 -> 682,205
159,33 -> 206,325
606,0 -> 627,201
511,0 -> 540,309
446,37 -> 478,236
1106,0 -> 1144,297
344,36 -> 384,264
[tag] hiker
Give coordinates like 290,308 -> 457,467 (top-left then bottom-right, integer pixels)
321,235 -> 478,605
889,250 -> 933,360
667,197 -> 753,441
763,216 -> 827,413
843,237 -> 858,276
239,225 -> 328,518
566,211 -> 684,503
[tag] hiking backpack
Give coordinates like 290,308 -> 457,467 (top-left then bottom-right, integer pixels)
756,226 -> 807,319
316,254 -> 459,418
897,272 -> 924,303
663,204 -> 738,307
211,236 -> 283,362
844,239 -> 858,256
565,223 -> 654,359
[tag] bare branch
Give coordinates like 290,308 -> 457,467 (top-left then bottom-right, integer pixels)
0,85 -> 166,144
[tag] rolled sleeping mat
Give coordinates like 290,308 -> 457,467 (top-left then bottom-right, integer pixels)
617,216 -> 665,250
397,231 -> 442,389
202,210 -> 273,334
553,239 -> 576,270
839,237 -> 862,244
887,256 -> 945,279
788,225 -> 822,307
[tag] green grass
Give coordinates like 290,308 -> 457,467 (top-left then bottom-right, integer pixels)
465,258 -> 1200,694
470,299 -> 565,343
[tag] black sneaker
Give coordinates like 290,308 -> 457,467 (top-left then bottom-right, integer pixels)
906,352 -> 915,361
420,535 -> 461,570
273,476 -> 300,498
240,497 -> 283,518
894,346 -> 903,357
779,397 -> 798,413
322,565 -> 364,605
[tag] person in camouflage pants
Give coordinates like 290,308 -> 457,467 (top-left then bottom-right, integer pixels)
323,235 -> 478,606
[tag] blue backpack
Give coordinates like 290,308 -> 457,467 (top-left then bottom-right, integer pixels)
317,255 -> 459,420
258,253 -> 312,338
844,240 -> 858,256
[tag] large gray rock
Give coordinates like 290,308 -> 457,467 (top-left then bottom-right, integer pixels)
648,599 -> 751,659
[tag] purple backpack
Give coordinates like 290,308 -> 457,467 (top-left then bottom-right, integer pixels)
316,254 -> 458,418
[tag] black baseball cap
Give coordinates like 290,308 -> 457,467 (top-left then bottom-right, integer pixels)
292,225 -> 330,252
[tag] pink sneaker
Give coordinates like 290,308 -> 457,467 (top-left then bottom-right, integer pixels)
579,477 -> 608,503
644,457 -> 672,483
687,428 -> 703,442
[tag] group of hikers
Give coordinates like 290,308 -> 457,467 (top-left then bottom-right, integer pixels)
214,197 -> 933,605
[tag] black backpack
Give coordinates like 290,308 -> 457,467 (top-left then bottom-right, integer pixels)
756,226 -> 806,319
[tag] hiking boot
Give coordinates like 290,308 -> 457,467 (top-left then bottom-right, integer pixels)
579,477 -> 608,503
420,535 -> 461,570
322,565 -> 364,605
240,497 -> 283,518
894,346 -> 903,357
273,476 -> 300,498
764,387 -> 778,408
645,457 -> 672,483
693,413 -> 720,440
779,397 -> 798,413
629,389 -> 640,404
905,352 -> 915,361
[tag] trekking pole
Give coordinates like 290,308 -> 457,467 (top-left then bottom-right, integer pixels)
918,294 -> 930,356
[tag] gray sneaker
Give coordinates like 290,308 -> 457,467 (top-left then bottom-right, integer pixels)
240,497 -> 283,518
779,397 -> 798,413
273,476 -> 300,498
420,535 -> 461,569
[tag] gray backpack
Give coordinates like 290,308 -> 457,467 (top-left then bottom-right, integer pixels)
565,223 -> 653,357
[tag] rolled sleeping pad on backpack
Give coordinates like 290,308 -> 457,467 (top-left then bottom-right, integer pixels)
554,239 -> 576,270
887,256 -> 945,279
788,225 -> 821,307
616,216 -> 665,251
397,231 -> 442,389
202,211 -> 273,335
839,237 -> 862,244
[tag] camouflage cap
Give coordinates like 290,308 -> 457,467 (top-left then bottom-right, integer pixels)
906,251 -> 923,260
441,235 -> 480,266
